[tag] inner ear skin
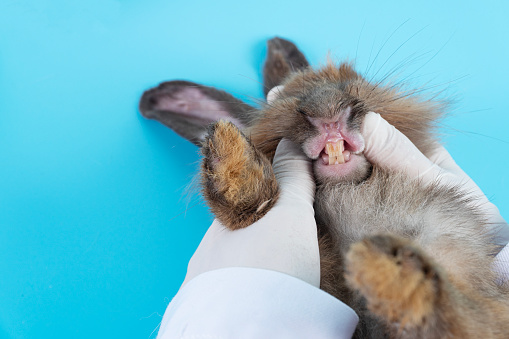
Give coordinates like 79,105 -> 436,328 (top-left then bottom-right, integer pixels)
140,80 -> 257,125
139,80 -> 259,145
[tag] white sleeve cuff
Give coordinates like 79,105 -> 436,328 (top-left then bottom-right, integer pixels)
157,267 -> 359,339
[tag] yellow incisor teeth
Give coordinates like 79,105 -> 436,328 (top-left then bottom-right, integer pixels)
326,140 -> 345,165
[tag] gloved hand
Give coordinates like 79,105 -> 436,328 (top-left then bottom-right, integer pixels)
183,102 -> 320,287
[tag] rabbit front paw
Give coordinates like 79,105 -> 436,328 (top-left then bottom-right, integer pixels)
201,120 -> 279,230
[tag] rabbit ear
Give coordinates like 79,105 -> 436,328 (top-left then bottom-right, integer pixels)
263,37 -> 309,97
139,80 -> 258,146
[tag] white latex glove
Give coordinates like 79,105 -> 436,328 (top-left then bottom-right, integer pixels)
183,138 -> 320,287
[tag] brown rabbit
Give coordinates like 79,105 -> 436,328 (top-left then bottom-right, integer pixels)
139,37 -> 509,338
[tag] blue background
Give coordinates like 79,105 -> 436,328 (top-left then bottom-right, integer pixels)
1,0 -> 508,338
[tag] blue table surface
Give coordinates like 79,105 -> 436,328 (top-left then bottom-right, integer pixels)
1,0 -> 508,338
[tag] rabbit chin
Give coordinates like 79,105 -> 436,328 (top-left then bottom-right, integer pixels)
313,154 -> 371,184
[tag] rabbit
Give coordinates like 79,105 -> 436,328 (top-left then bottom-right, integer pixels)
139,37 -> 509,338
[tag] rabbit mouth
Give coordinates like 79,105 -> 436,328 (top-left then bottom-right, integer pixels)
300,106 -> 367,180
303,107 -> 365,161
307,134 -> 369,182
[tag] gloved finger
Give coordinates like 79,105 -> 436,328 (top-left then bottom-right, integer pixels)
272,138 -> 315,208
362,112 -> 445,182
267,85 -> 285,104
427,145 -> 468,177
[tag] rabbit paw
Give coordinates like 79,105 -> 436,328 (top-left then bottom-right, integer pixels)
201,120 -> 279,230
345,235 -> 440,329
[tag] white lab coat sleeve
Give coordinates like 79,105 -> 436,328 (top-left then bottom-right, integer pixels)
157,267 -> 359,339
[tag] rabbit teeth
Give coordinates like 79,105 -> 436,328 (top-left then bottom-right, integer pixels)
325,140 -> 345,165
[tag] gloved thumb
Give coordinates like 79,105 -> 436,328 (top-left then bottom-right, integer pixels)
362,112 -> 442,181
